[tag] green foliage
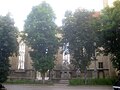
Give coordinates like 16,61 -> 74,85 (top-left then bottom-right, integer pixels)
0,14 -> 18,83
99,0 -> 120,70
62,9 -> 96,71
24,1 -> 57,83
69,78 -> 116,85
69,78 -> 85,85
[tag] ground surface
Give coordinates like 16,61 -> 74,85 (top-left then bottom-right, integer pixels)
5,84 -> 113,90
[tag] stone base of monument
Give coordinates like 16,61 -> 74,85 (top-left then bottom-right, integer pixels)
59,71 -> 70,84
61,71 -> 70,80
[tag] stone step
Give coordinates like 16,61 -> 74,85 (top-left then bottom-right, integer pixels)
59,80 -> 69,84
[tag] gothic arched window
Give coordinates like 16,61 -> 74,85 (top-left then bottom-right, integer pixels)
18,41 -> 25,69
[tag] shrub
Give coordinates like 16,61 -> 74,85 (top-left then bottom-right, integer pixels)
69,78 -> 117,85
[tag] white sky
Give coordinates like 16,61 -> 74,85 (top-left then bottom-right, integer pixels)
0,0 -> 112,31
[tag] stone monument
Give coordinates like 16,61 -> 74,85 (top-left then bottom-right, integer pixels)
61,42 -> 71,80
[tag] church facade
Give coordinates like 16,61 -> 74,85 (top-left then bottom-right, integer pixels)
8,0 -> 116,81
8,40 -> 116,81
8,41 -> 35,80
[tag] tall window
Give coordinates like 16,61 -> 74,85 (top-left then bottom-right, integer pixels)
18,41 -> 25,69
63,42 -> 70,64
98,62 -> 103,68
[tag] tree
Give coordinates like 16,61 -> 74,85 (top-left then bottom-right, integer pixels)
0,14 -> 18,83
98,0 -> 120,72
62,9 -> 97,82
24,2 -> 57,83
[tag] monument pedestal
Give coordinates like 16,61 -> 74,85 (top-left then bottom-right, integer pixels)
61,71 -> 70,80
61,60 -> 71,80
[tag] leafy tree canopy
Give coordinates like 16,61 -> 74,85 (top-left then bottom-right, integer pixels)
99,0 -> 120,70
62,9 -> 97,71
0,14 -> 18,83
24,1 -> 58,82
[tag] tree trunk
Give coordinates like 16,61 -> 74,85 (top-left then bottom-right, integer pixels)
41,72 -> 45,84
84,67 -> 87,85
34,70 -> 37,82
49,70 -> 51,80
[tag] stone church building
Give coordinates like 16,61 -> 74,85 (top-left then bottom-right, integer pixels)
8,39 -> 115,81
8,0 -> 116,81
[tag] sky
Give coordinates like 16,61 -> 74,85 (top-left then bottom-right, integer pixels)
0,0 -> 112,31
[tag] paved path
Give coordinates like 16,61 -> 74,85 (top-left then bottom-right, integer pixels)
5,84 -> 113,90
